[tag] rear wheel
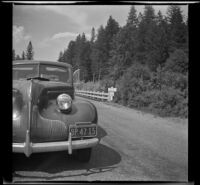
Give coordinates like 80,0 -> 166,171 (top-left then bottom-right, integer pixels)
75,148 -> 92,162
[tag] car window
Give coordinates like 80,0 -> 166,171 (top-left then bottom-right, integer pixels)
13,63 -> 71,83
40,65 -> 71,83
13,64 -> 38,80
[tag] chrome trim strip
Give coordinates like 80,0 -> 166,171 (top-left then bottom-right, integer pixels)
25,79 -> 32,157
75,122 -> 93,126
68,132 -> 72,154
24,130 -> 32,157
13,138 -> 99,156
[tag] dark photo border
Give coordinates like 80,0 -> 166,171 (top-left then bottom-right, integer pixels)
1,1 -> 198,184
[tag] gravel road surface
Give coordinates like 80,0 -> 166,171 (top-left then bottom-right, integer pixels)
13,96 -> 188,182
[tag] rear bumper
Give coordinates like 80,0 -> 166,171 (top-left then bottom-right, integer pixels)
13,131 -> 99,157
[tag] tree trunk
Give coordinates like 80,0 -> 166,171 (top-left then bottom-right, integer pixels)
93,73 -> 95,83
98,69 -> 101,82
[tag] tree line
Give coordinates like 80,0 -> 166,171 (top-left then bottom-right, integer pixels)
57,5 -> 188,118
58,5 -> 188,83
13,41 -> 34,60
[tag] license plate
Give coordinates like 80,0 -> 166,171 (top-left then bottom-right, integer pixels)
69,125 -> 97,138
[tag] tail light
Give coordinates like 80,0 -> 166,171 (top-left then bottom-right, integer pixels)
57,93 -> 72,113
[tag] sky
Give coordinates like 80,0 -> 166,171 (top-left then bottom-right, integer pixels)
13,5 -> 188,61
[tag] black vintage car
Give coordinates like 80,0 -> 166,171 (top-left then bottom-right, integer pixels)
13,60 -> 99,162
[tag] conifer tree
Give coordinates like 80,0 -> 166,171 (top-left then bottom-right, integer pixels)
109,7 -> 138,82
16,55 -> 21,60
58,51 -> 64,62
63,41 -> 76,70
26,41 -> 34,60
90,27 -> 96,43
136,5 -> 157,67
21,51 -> 26,60
143,5 -> 156,24
103,16 -> 120,77
166,5 -> 187,47
90,25 -> 106,81
126,5 -> 138,27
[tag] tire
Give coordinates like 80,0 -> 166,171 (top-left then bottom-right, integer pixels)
75,148 -> 92,162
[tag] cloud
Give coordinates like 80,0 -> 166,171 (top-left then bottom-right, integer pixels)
13,25 -> 31,43
51,32 -> 79,40
38,31 -> 90,49
36,32 -> 75,49
51,31 -> 90,40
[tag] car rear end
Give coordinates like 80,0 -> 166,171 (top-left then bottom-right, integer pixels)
13,62 -> 99,161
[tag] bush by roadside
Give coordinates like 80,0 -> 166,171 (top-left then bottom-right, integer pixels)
75,63 -> 188,118
114,63 -> 188,118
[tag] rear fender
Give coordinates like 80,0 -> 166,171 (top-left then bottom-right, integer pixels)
39,99 -> 98,125
30,97 -> 98,142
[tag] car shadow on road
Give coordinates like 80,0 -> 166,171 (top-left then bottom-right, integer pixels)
13,126 -> 121,180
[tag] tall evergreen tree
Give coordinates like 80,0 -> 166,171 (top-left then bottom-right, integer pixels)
146,7 -> 171,70
58,51 -> 64,62
90,27 -> 96,81
26,41 -> 34,60
143,5 -> 156,23
81,33 -> 93,81
157,10 -> 163,25
62,41 -> 76,70
105,16 -> 120,46
90,25 -> 106,81
137,12 -> 143,24
73,34 -> 83,70
166,5 -> 187,48
16,55 -> 21,60
136,5 -> 157,66
136,5 -> 169,71
103,16 -> 120,77
109,24 -> 137,82
21,51 -> 26,60
81,41 -> 93,82
61,33 -> 92,81
108,6 -> 139,82
90,27 -> 96,43
126,5 -> 138,27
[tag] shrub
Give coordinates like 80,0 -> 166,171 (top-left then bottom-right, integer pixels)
126,62 -> 151,80
161,71 -> 188,91
127,87 -> 188,118
148,88 -> 187,117
100,78 -> 115,92
164,49 -> 188,74
74,79 -> 115,92
115,63 -> 151,105
74,81 -> 103,91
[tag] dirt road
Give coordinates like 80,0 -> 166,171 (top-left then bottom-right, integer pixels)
13,96 -> 188,182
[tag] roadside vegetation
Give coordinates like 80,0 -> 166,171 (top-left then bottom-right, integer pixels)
60,5 -> 188,118
75,66 -> 188,118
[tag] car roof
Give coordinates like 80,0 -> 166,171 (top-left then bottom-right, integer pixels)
13,60 -> 72,68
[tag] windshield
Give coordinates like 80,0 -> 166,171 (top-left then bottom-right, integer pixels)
13,63 -> 72,83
